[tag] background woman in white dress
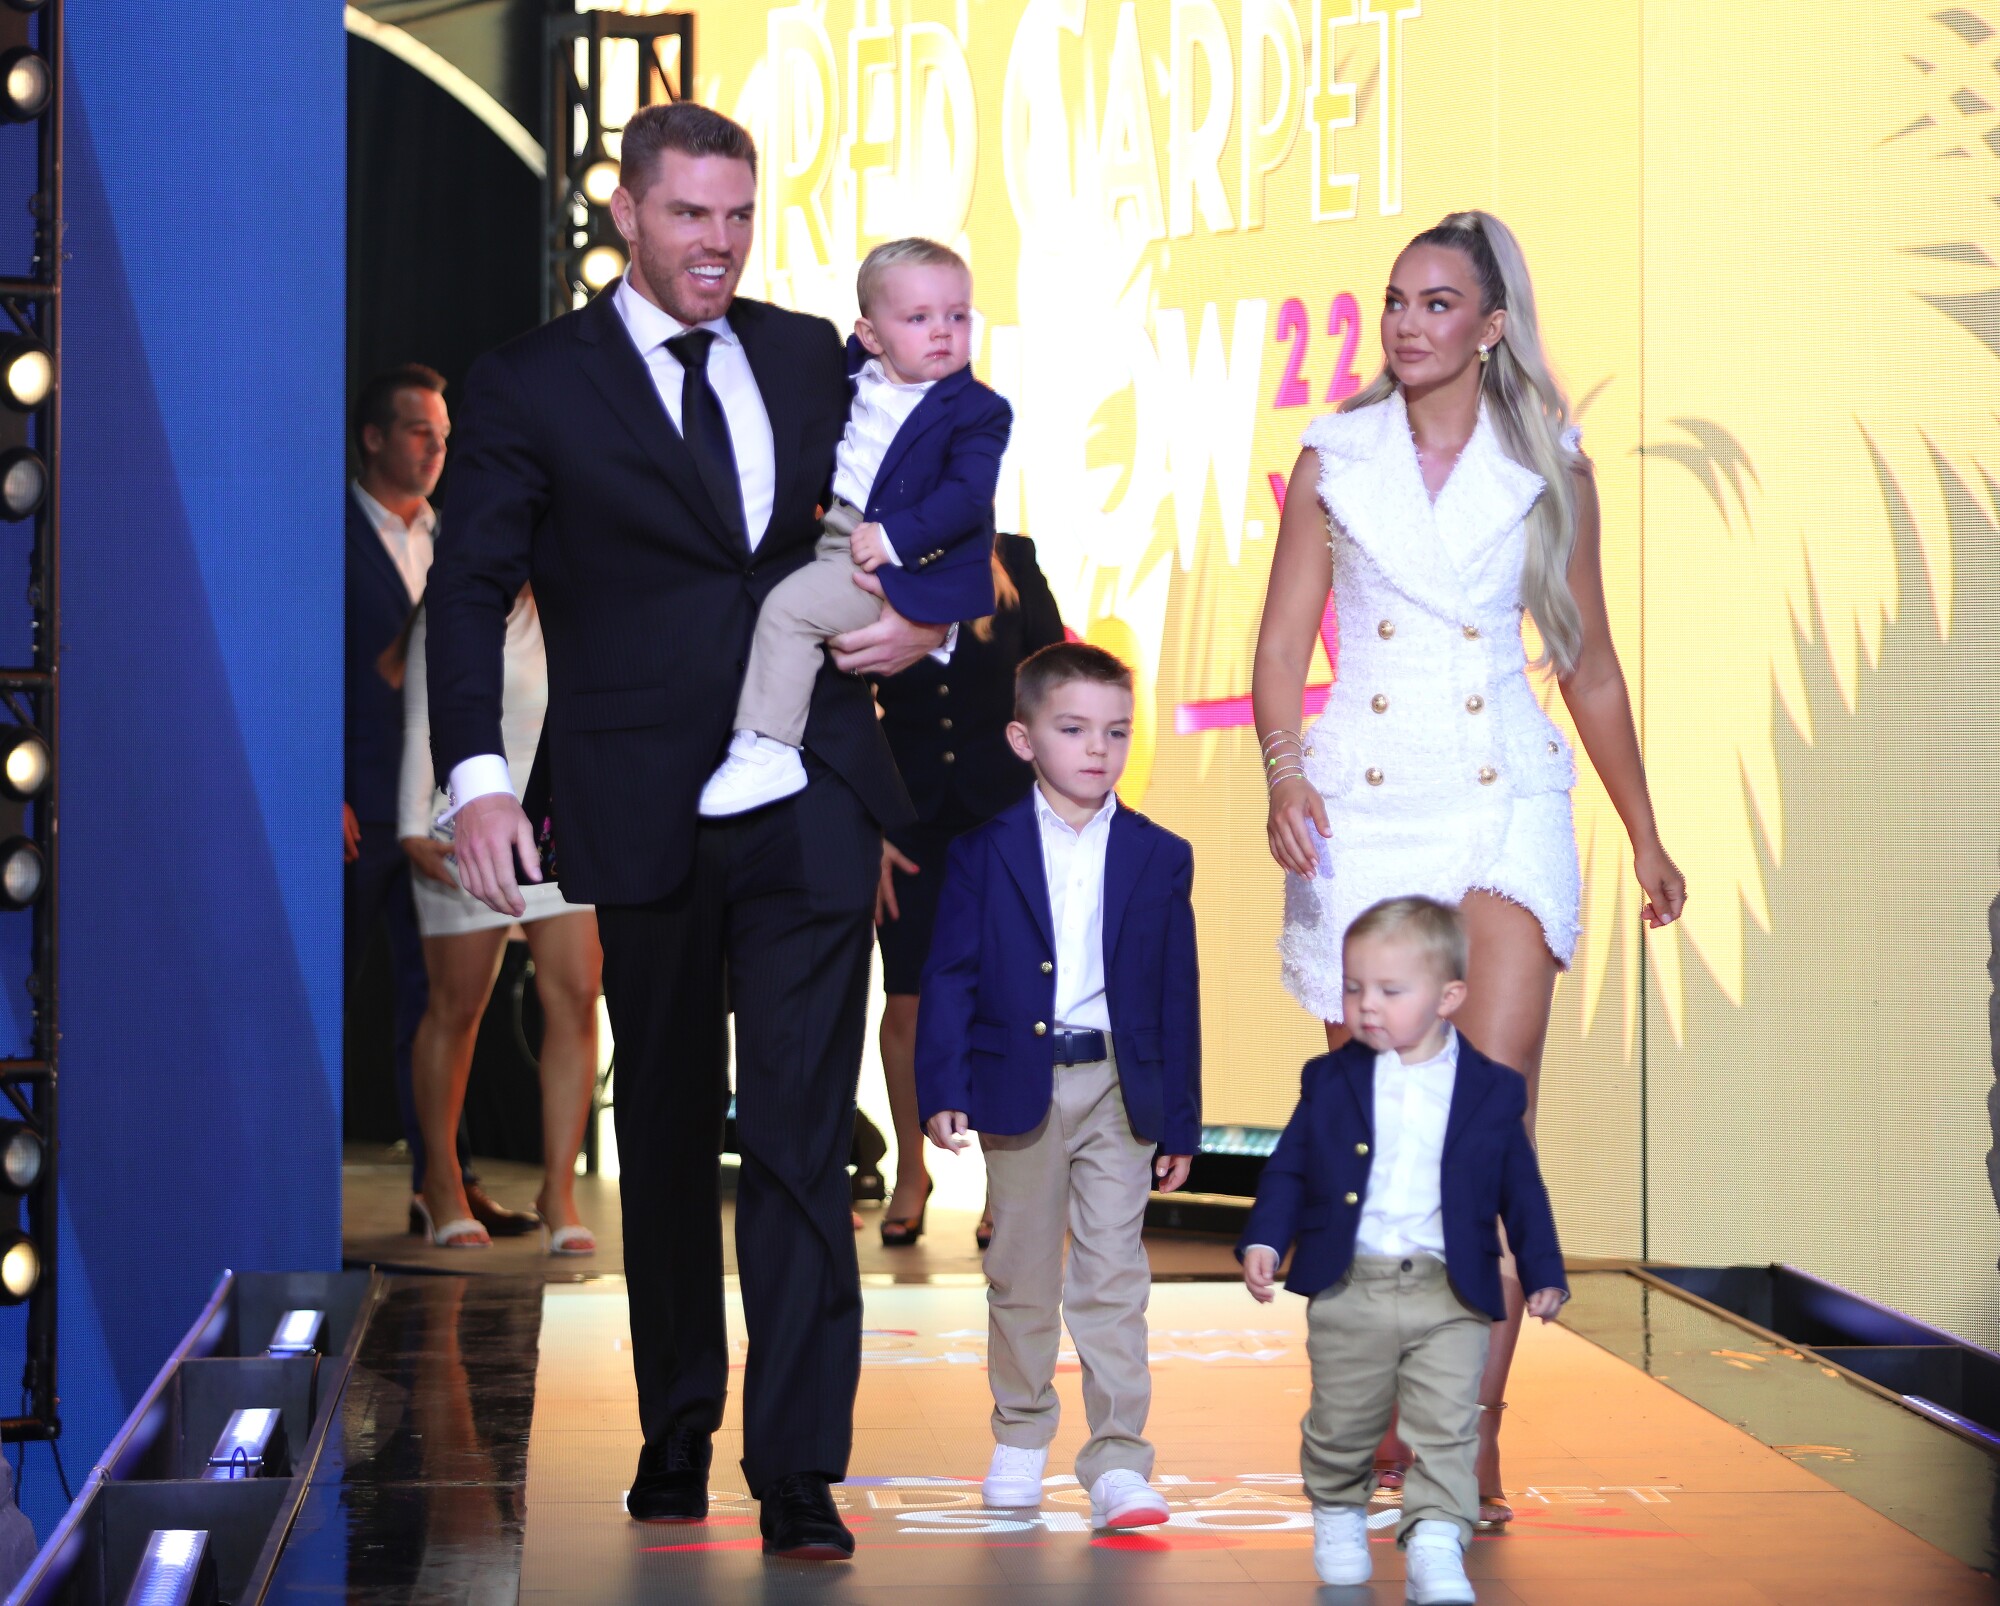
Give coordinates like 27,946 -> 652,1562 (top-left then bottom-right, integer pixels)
399,587 -> 603,1253
1252,211 -> 1686,1524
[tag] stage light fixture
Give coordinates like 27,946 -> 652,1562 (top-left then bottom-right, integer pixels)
1,726 -> 47,798
0,836 -> 41,908
579,244 -> 626,291
0,1122 -> 40,1193
0,49 -> 47,122
0,336 -> 49,409
0,445 -> 44,519
581,159 -> 620,206
122,1530 -> 217,1606
0,1229 -> 37,1301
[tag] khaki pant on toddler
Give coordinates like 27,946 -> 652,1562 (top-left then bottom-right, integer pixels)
1302,1252 -> 1491,1544
734,498 -> 882,746
980,1043 -> 1157,1489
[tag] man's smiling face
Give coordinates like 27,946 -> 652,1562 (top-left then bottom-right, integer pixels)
612,148 -> 755,326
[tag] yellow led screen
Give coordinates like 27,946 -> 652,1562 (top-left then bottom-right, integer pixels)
649,0 -> 2000,1343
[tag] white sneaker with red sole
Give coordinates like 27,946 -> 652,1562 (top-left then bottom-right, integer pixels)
1088,1469 -> 1169,1529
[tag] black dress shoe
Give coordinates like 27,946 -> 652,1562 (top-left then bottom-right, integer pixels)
627,1430 -> 712,1523
463,1183 -> 539,1237
759,1473 -> 854,1560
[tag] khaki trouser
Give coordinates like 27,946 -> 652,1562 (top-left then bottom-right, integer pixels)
1302,1253 -> 1491,1545
734,501 -> 882,746
981,1045 -> 1157,1488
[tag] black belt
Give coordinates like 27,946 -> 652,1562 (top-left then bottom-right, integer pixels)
1050,1027 -> 1109,1067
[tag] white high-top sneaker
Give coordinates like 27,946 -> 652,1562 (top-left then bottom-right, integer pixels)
1312,1503 -> 1372,1585
980,1443 -> 1047,1508
1088,1468 -> 1170,1528
697,730 -> 807,817
1404,1517 -> 1475,1604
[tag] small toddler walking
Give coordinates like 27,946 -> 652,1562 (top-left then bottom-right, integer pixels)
917,642 -> 1201,1529
1240,896 -> 1567,1603
699,236 -> 1012,816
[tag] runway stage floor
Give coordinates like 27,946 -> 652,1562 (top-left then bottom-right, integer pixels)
514,1275 -> 1996,1605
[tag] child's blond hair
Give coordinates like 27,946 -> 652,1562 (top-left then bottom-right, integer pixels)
857,237 -> 969,316
1343,896 -> 1467,983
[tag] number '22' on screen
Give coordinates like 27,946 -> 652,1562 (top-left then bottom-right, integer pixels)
1273,293 -> 1364,409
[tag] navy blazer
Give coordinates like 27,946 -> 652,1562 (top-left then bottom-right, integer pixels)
1236,1036 -> 1566,1323
915,792 -> 1202,1155
845,337 -> 1012,627
346,488 -> 416,823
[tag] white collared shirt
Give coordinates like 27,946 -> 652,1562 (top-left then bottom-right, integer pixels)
351,480 -> 435,604
612,272 -> 776,548
830,358 -> 936,564
1033,784 -> 1116,1033
1355,1027 -> 1458,1260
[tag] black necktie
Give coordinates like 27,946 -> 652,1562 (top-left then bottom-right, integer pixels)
664,328 -> 748,546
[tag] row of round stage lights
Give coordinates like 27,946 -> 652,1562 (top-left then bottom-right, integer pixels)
578,160 -> 627,293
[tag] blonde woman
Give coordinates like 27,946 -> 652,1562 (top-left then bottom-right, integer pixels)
1252,212 -> 1686,1526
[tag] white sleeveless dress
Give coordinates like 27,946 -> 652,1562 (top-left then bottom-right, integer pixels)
1278,391 -> 1582,1023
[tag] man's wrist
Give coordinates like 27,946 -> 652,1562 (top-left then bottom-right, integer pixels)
440,754 -> 515,825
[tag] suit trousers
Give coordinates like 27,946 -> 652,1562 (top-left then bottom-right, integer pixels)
980,1047 -> 1156,1487
1301,1253 -> 1491,1544
344,826 -> 471,1191
735,531 -> 885,747
595,765 -> 878,1496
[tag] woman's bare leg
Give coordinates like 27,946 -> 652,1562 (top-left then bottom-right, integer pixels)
1454,889 -> 1560,1510
879,994 -> 931,1223
523,912 -> 603,1234
413,927 -> 510,1231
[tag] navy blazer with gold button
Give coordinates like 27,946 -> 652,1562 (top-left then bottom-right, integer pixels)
845,335 -> 1012,627
1236,1035 -> 1566,1323
915,790 -> 1202,1155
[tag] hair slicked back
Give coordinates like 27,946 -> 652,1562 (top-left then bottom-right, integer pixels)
619,102 -> 757,199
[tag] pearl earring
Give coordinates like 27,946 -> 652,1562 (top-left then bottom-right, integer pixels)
1477,345 -> 1491,364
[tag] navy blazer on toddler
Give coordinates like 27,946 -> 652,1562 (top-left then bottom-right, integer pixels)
1235,1035 -> 1566,1323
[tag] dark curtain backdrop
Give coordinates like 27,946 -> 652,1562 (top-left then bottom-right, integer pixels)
346,31 -> 547,1160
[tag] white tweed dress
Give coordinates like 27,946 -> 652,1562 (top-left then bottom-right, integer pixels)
1278,392 -> 1582,1023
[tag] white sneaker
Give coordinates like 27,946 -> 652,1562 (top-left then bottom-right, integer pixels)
1312,1502 -> 1371,1585
1088,1468 -> 1169,1529
1404,1518 -> 1475,1604
697,731 -> 807,817
981,1443 -> 1047,1508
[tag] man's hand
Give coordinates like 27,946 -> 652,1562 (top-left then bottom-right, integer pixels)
342,803 -> 362,864
1154,1154 -> 1192,1193
830,571 -> 948,676
925,1110 -> 972,1152
401,835 -> 457,886
876,840 -> 919,926
451,792 -> 541,917
1526,1287 -> 1567,1324
850,522 -> 892,574
1243,1245 -> 1280,1304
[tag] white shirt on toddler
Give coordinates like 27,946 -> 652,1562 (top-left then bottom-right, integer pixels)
829,357 -> 938,567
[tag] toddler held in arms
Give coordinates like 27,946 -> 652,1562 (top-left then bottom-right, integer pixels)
699,237 -> 1013,816
916,642 -> 1201,1531
1239,897 -> 1566,1603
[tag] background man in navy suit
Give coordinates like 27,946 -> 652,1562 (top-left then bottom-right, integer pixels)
917,642 -> 1201,1532
1239,896 -> 1565,1599
344,365 -> 506,1224
426,104 -> 946,1560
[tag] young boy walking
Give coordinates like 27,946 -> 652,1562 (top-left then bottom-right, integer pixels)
700,236 -> 1012,816
917,641 -> 1201,1528
1240,896 -> 1566,1604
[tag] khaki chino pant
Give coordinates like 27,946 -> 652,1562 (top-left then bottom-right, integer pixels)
735,501 -> 882,746
981,1046 -> 1157,1488
1302,1253 -> 1491,1544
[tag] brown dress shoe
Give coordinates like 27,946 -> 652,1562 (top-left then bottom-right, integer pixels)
463,1183 -> 539,1237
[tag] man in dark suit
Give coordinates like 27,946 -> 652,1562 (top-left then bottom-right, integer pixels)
346,366 -> 524,1230
425,103 -> 945,1559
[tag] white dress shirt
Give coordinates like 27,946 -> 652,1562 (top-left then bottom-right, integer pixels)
351,480 -> 435,603
1033,785 -> 1115,1033
1355,1027 -> 1458,1260
830,358 -> 936,565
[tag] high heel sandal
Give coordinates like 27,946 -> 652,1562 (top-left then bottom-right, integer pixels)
412,1195 -> 490,1249
541,1221 -> 596,1257
1476,1401 -> 1512,1529
1371,1458 -> 1408,1493
879,1179 -> 931,1247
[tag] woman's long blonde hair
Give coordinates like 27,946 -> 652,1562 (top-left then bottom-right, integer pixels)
1343,210 -> 1584,675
